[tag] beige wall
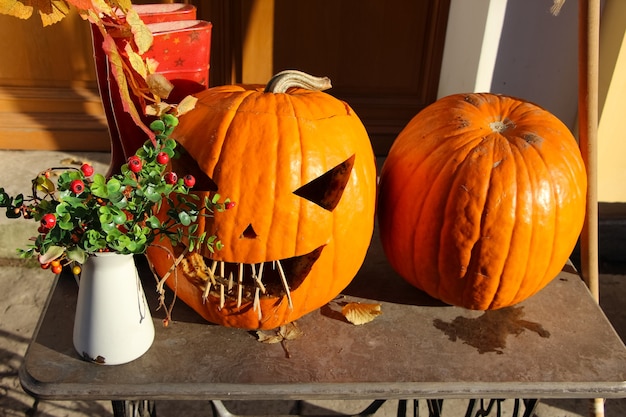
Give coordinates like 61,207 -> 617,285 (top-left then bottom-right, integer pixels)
598,0 -> 626,202
441,0 -> 625,203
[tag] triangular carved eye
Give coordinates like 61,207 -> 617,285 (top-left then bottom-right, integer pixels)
294,155 -> 355,211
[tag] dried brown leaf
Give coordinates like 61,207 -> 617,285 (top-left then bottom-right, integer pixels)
145,102 -> 172,117
279,322 -> 303,340
256,322 -> 303,344
146,73 -> 173,99
256,331 -> 283,344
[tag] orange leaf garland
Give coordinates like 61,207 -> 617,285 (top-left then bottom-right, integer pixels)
101,33 -> 155,143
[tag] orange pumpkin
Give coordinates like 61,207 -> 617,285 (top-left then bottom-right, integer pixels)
147,71 -> 377,329
378,93 -> 587,310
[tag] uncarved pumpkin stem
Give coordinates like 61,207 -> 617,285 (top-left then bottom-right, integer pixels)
264,70 -> 332,94
489,119 -> 515,134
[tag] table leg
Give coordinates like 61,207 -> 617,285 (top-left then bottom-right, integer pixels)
520,399 -> 539,417
462,398 -> 538,417
209,399 -> 392,417
111,400 -> 156,417
120,398 -> 539,417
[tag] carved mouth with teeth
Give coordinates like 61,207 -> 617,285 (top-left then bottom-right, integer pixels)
176,245 -> 325,318
161,149 -> 355,320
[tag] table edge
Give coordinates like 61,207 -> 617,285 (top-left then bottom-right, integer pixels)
18,365 -> 626,402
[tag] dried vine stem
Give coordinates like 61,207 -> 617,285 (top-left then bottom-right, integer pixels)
147,244 -> 185,326
155,246 -> 189,294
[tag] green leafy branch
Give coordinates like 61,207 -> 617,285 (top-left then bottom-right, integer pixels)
0,114 -> 233,272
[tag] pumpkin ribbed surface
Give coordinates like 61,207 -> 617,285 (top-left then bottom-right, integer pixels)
147,78 -> 377,329
378,93 -> 587,310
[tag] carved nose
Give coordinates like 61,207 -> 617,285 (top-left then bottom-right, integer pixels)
240,224 -> 258,239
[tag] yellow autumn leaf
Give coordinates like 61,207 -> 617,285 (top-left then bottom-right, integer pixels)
0,0 -> 34,20
0,0 -> 70,26
342,302 -> 382,325
125,8 -> 152,55
107,0 -> 130,12
176,95 -> 198,116
39,0 -> 68,25
124,42 -> 147,79
35,176 -> 55,194
144,57 -> 159,74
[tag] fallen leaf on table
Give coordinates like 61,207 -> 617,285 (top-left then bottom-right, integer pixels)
256,322 -> 303,344
342,302 -> 382,325
60,157 -> 86,166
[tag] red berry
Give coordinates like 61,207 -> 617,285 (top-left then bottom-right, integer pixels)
164,172 -> 178,185
128,156 -> 142,173
51,264 -> 62,274
156,152 -> 170,165
41,213 -> 56,229
40,262 -> 50,270
80,163 -> 94,177
183,174 -> 196,188
70,179 -> 85,194
225,201 -> 236,210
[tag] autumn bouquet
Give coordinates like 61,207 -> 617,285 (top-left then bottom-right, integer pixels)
0,114 -> 233,276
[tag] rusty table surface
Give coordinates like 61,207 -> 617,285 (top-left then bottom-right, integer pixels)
19,231 -> 626,403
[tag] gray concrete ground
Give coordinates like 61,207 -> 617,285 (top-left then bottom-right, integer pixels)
0,149 -> 624,417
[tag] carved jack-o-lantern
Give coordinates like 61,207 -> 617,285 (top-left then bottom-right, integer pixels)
147,71 -> 377,330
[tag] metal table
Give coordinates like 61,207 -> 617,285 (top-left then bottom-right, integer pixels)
19,232 -> 626,417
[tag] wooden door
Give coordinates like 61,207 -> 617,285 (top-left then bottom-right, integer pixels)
0,1 -> 449,153
195,0 -> 450,154
0,11 -> 109,150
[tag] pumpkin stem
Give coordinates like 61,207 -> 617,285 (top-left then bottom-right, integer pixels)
489,119 -> 515,134
264,70 -> 332,94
